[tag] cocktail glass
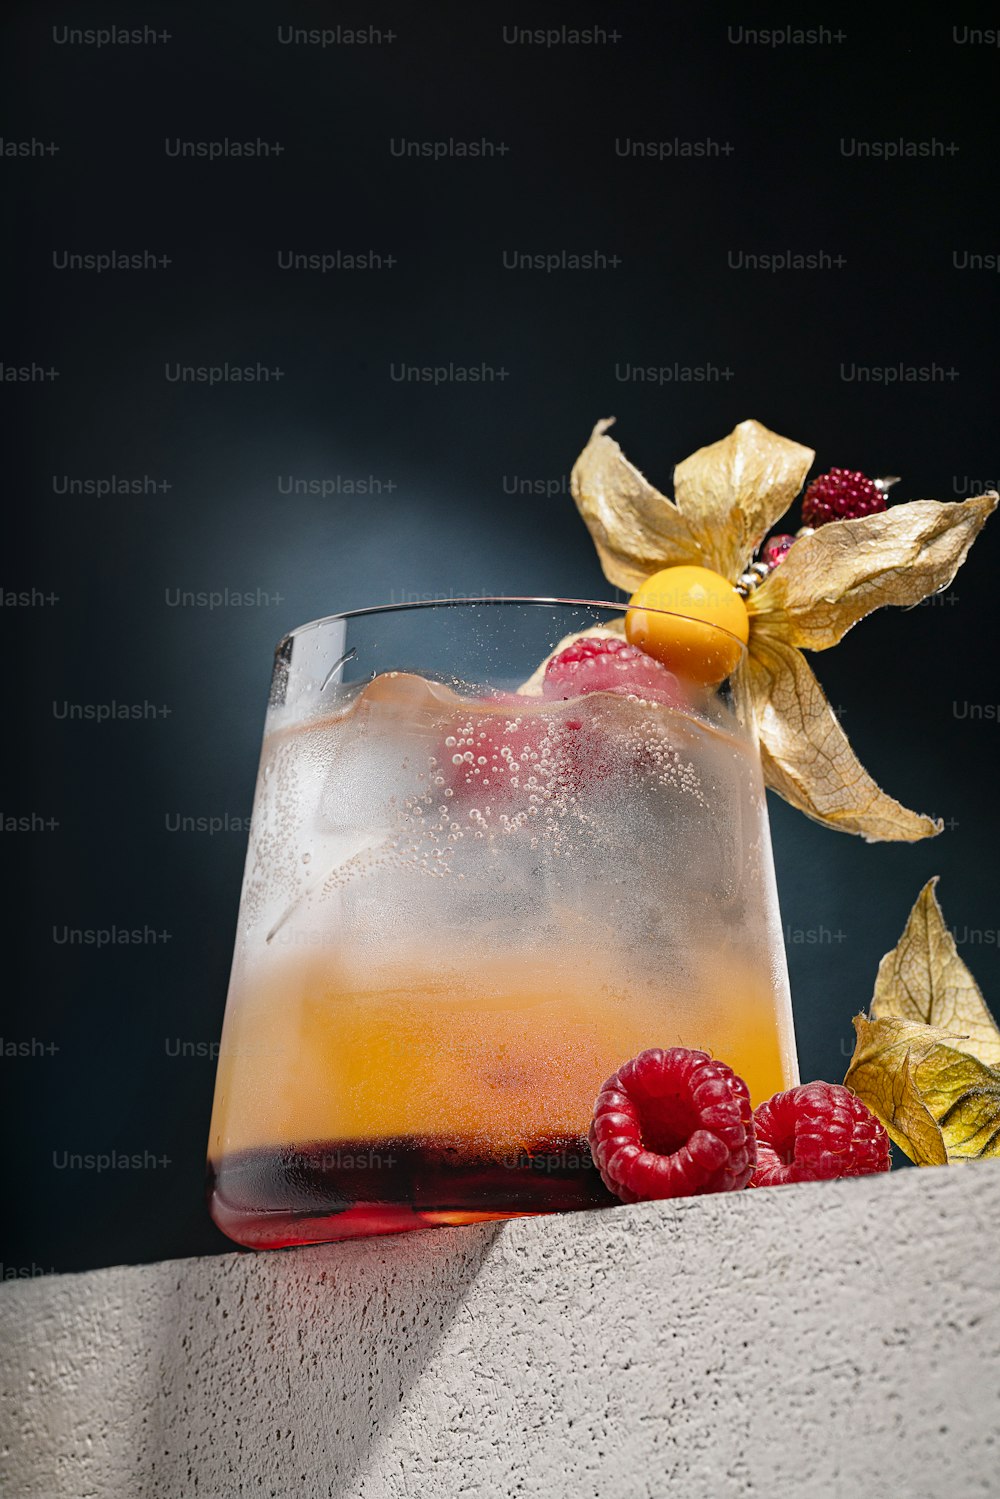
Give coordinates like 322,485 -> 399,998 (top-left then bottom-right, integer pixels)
208,599 -> 798,1247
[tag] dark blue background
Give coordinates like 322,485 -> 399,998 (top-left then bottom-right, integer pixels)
2,4 -> 998,1272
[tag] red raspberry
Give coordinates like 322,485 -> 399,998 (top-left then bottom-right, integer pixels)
801,468 -> 886,528
588,1047 -> 756,1203
444,638 -> 682,801
543,635 -> 683,706
750,1082 -> 890,1187
760,533 -> 796,569
442,695 -> 578,799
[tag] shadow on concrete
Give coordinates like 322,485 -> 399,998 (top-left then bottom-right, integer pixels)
143,1222 -> 505,1494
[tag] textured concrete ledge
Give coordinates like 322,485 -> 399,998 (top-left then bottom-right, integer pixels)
2,1164 -> 999,1498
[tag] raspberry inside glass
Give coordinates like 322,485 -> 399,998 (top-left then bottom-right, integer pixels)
542,635 -> 683,705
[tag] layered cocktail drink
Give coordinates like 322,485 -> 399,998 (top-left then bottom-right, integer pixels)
208,601 -> 797,1246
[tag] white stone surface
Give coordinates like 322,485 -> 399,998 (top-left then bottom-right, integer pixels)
2,1164 -> 999,1498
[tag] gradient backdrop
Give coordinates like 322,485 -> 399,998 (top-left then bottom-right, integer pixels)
3,5 -> 999,1272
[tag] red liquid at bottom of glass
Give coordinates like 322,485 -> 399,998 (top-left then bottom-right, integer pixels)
208,1136 -> 617,1249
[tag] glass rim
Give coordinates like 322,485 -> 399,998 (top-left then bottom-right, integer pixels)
277,595 -> 748,654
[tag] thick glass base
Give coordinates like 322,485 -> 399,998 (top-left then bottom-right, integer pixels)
208,1136 -> 617,1248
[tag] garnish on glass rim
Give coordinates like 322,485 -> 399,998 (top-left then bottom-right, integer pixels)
551,417 -> 996,842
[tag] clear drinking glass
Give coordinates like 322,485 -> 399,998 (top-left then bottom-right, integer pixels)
208,599 -> 798,1247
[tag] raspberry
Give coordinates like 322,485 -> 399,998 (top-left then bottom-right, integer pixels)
750,1082 -> 890,1187
443,639 -> 683,802
543,635 -> 683,706
588,1047 -> 756,1203
801,468 -> 886,528
442,696 -> 577,799
760,533 -> 796,569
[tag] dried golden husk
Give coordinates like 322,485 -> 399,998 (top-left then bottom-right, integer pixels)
568,415 -> 996,841
845,881 -> 1000,1163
